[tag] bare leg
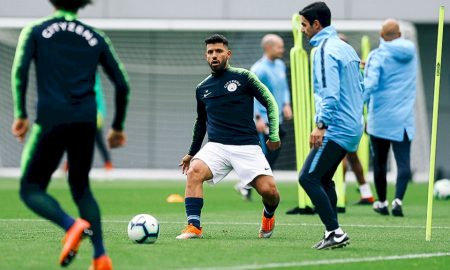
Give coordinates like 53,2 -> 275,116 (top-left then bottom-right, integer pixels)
347,152 -> 366,185
185,159 -> 213,198
250,175 -> 280,207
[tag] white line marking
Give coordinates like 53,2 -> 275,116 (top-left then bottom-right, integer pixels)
0,218 -> 449,230
179,252 -> 450,270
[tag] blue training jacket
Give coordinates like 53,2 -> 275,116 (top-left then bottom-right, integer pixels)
364,37 -> 417,142
310,26 -> 364,152
251,56 -> 291,124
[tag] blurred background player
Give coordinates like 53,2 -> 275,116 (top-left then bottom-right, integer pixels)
235,34 -> 292,201
298,1 -> 363,249
11,0 -> 129,269
339,33 -> 375,205
177,34 -> 281,240
94,73 -> 114,171
364,19 -> 417,217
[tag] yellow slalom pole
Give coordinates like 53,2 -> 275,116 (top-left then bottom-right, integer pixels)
426,6 -> 445,242
358,35 -> 371,176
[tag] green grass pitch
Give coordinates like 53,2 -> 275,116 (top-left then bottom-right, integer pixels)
0,178 -> 449,269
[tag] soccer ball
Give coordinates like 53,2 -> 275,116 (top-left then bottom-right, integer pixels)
434,179 -> 450,200
127,214 -> 160,244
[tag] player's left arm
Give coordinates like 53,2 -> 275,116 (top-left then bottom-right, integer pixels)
316,52 -> 340,128
11,25 -> 35,142
98,32 -> 130,148
247,71 -> 280,150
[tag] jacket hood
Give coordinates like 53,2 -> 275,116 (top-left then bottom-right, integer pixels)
380,37 -> 415,62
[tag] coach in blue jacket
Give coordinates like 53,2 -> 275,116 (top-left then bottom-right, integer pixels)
364,19 -> 417,218
298,2 -> 363,250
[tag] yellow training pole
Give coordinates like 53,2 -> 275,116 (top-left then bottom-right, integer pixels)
357,35 -> 371,176
426,6 -> 445,241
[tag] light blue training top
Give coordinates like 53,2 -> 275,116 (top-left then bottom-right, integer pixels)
364,37 -> 417,142
310,25 -> 364,152
251,56 -> 290,124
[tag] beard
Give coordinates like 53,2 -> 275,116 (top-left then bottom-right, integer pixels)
209,59 -> 228,72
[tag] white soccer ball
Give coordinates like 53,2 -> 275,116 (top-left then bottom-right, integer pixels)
434,179 -> 450,200
127,214 -> 160,244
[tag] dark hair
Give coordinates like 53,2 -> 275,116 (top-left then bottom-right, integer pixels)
299,1 -> 331,28
49,0 -> 92,12
204,34 -> 229,48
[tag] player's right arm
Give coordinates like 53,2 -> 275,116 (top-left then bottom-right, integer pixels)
188,92 -> 207,156
97,31 -> 130,148
179,92 -> 207,174
11,25 -> 35,142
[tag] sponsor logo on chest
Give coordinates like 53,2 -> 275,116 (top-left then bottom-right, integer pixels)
224,80 -> 241,92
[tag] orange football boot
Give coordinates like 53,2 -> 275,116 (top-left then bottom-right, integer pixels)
59,218 -> 92,266
88,255 -> 113,270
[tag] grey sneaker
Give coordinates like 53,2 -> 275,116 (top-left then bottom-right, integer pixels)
373,201 -> 389,216
392,199 -> 404,217
316,231 -> 350,250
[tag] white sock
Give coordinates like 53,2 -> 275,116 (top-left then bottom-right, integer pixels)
359,183 -> 373,198
334,227 -> 344,235
381,200 -> 389,207
326,227 -> 344,237
392,198 -> 402,206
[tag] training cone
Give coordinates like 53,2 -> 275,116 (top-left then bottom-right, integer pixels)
166,194 -> 184,203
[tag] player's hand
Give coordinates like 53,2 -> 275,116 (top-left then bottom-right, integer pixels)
283,104 -> 293,120
310,127 -> 325,149
266,140 -> 281,151
107,129 -> 126,148
360,61 -> 366,69
179,154 -> 193,175
11,118 -> 29,143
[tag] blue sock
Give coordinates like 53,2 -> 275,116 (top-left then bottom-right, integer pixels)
62,216 -> 75,231
185,197 -> 203,229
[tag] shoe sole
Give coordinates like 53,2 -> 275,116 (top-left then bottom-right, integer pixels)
318,240 -> 350,250
258,231 -> 273,238
392,211 -> 404,217
373,209 -> 389,216
175,234 -> 203,240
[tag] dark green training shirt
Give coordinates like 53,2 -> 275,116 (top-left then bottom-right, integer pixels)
12,10 -> 129,130
188,66 -> 279,156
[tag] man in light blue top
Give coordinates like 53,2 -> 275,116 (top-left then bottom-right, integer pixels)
364,19 -> 417,217
235,34 -> 292,201
252,34 -> 292,165
298,1 -> 363,250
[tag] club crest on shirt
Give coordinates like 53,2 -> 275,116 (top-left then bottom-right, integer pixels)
224,80 -> 241,92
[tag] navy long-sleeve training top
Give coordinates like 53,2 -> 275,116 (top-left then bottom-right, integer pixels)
188,66 -> 279,156
12,10 -> 130,130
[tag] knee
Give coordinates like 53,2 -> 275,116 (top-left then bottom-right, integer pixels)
19,182 -> 40,204
186,163 -> 207,182
19,184 -> 30,202
259,182 -> 280,201
299,172 -> 311,188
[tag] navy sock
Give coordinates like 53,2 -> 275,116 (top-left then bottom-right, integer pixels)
263,202 -> 278,218
62,216 -> 75,231
185,197 -> 204,229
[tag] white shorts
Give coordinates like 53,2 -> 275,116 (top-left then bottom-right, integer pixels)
192,142 -> 273,186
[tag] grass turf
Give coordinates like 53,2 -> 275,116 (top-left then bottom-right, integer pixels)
0,178 -> 449,270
